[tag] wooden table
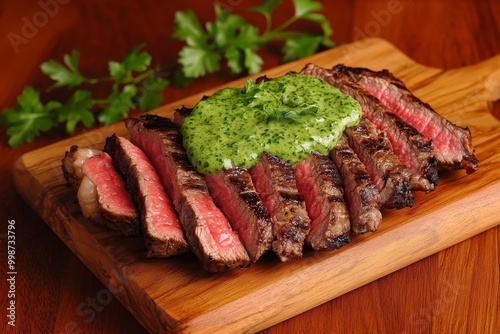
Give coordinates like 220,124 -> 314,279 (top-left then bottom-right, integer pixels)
1,1 -> 499,333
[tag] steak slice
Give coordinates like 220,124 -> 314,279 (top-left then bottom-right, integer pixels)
249,152 -> 311,262
301,63 -> 438,192
177,106 -> 272,263
61,145 -> 140,236
125,114 -> 250,272
104,134 -> 189,257
329,135 -> 382,234
337,65 -> 478,173
61,145 -> 102,189
344,117 -> 413,209
294,152 -> 350,251
206,167 -> 273,262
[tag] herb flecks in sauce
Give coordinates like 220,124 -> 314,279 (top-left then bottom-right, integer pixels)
181,74 -> 361,174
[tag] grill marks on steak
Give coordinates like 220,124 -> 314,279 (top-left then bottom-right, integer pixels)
249,153 -> 311,261
301,63 -> 438,192
125,114 -> 250,272
294,152 -> 350,250
336,65 -> 478,173
176,106 -> 272,263
104,134 -> 189,257
61,145 -> 140,236
330,135 -> 382,234
344,117 -> 413,209
205,168 -> 273,262
61,61 -> 480,272
381,113 -> 438,192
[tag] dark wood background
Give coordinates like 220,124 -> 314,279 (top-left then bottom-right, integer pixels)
1,0 -> 499,333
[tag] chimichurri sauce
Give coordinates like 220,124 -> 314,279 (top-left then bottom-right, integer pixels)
181,73 -> 361,175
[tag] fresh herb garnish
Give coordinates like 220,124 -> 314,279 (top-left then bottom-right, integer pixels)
1,87 -> 62,147
265,109 -> 302,124
40,50 -> 86,89
173,0 -> 334,80
2,1 -> 335,147
264,103 -> 318,124
240,79 -> 263,106
1,44 -> 167,147
239,80 -> 319,124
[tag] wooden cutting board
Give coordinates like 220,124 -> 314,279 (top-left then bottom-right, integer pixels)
13,38 -> 500,333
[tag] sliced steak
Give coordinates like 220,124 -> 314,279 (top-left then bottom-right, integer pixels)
61,146 -> 140,236
337,65 -> 478,173
381,113 -> 438,192
125,114 -> 250,272
104,134 -> 189,257
294,152 -> 350,251
344,117 -> 413,209
301,63 -> 438,192
249,152 -> 311,262
206,167 -> 273,262
61,145 -> 102,189
329,135 -> 382,234
177,106 -> 272,263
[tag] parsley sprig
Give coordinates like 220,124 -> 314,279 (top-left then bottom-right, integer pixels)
240,79 -> 264,106
2,1 -> 335,147
1,44 -> 168,147
173,0 -> 333,80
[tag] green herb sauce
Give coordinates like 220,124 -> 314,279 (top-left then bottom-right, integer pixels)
181,73 -> 361,174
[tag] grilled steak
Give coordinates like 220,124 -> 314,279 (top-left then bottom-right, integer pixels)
63,60 -> 480,272
301,63 -> 438,192
104,134 -> 189,257
125,114 -> 250,272
206,168 -> 273,262
176,105 -> 272,262
329,135 -> 382,234
61,145 -> 101,189
336,65 -> 478,173
294,152 -> 350,250
344,117 -> 413,209
249,152 -> 311,262
61,145 -> 140,236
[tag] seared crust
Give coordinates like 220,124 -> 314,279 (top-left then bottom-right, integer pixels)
329,135 -> 382,234
344,117 -> 413,209
301,63 -> 439,192
206,167 -> 273,263
104,134 -> 189,257
250,153 -> 311,262
335,64 -> 478,173
126,115 -> 250,272
294,152 -> 351,250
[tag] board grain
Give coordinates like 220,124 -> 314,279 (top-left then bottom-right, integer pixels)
12,38 -> 500,333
